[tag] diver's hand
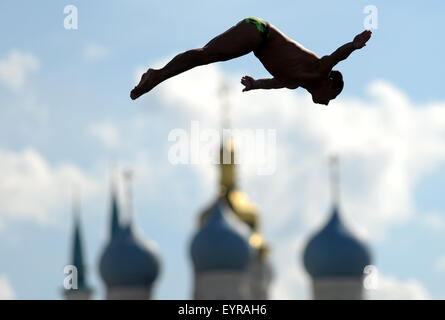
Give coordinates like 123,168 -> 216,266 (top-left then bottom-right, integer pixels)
241,75 -> 256,92
353,30 -> 372,49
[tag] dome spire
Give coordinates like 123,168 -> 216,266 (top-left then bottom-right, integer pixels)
329,155 -> 340,208
218,81 -> 237,193
219,81 -> 231,131
109,165 -> 121,239
70,186 -> 88,289
72,184 -> 81,226
63,186 -> 93,299
123,169 -> 134,227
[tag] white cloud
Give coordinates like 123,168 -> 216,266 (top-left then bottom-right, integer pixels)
0,50 -> 40,90
0,275 -> 15,300
88,122 -> 120,149
83,44 -> 110,61
0,148 -> 102,225
269,236 -> 311,299
368,274 -> 430,300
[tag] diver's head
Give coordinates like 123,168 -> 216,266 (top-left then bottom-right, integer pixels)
311,70 -> 343,106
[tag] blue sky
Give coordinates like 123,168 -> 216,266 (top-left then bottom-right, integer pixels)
0,1 -> 445,299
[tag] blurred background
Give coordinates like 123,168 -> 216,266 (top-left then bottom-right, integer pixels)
0,0 -> 445,299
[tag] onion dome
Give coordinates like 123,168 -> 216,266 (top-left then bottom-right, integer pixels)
99,225 -> 160,287
191,198 -> 252,272
303,205 -> 371,278
99,174 -> 160,288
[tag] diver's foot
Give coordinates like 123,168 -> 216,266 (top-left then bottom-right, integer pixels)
130,68 -> 160,100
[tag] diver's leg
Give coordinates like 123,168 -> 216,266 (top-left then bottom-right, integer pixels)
130,21 -> 262,100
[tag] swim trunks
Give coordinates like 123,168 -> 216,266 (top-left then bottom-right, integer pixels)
240,17 -> 270,43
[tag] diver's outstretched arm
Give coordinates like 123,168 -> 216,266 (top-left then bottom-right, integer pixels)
319,30 -> 372,74
241,76 -> 290,92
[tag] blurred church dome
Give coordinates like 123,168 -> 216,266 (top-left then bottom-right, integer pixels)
99,225 -> 160,287
191,198 -> 252,272
303,205 -> 371,278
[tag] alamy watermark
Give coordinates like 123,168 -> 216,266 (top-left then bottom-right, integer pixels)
63,265 -> 78,290
363,5 -> 378,30
363,264 -> 379,290
64,5 -> 78,30
168,121 -> 277,176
